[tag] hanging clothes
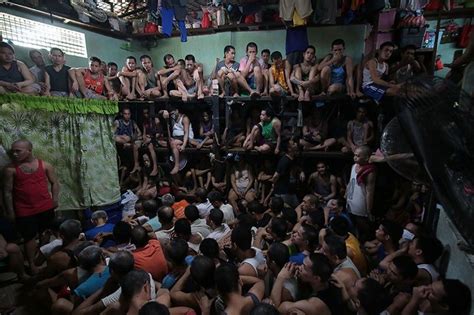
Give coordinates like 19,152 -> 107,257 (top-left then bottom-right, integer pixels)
161,0 -> 188,42
279,0 -> 313,21
312,0 -> 337,24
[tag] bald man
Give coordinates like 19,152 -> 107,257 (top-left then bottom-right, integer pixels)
3,140 -> 60,274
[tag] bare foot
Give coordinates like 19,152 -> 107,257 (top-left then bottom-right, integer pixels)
126,94 -> 136,101
303,91 -> 311,102
150,168 -> 159,177
197,93 -> 205,100
170,166 -> 179,175
232,93 -> 240,97
160,94 -> 169,99
298,91 -> 305,102
219,92 -> 225,98
130,165 -> 141,174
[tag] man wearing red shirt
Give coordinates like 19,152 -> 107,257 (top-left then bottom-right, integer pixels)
3,139 -> 60,274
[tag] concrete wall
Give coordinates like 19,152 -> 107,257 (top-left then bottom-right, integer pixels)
436,205 -> 474,315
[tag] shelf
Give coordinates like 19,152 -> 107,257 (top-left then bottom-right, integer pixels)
424,8 -> 474,20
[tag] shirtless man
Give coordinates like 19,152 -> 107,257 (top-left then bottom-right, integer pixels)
76,56 -> 116,100
318,39 -> 356,97
3,140 -> 59,274
291,45 -> 319,101
157,54 -> 182,98
0,42 -> 38,95
137,55 -> 162,100
170,54 -> 205,100
118,56 -> 139,100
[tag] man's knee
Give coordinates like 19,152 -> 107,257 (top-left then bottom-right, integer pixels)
254,66 -> 262,75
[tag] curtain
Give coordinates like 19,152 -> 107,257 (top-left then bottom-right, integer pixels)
0,94 -> 120,211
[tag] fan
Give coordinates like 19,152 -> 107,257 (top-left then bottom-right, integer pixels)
70,0 -> 109,23
381,76 -> 474,246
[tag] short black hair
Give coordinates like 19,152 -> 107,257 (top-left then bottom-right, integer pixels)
441,279 -> 472,315
131,226 -> 149,248
270,197 -> 284,215
270,51 -> 283,61
331,39 -> 345,48
261,49 -> 270,55
282,208 -> 297,226
380,41 -> 395,50
143,199 -> 158,218
200,238 -> 220,259
195,187 -> 208,201
215,263 -> 240,294
167,238 -> 188,265
392,255 -> 418,280
50,47 -> 64,55
140,54 -> 152,62
209,208 -> 224,226
174,218 -> 191,238
231,225 -> 252,251
113,221 -> 132,244
191,256 -> 215,289
185,54 -> 195,62
302,223 -> 319,251
89,56 -> 101,64
402,44 -> 417,53
329,216 -> 350,237
139,302 -> 170,315
184,205 -> 200,222
246,42 -> 258,52
0,42 -> 14,53
415,235 -> 443,264
268,242 -> 289,269
107,62 -> 118,68
120,269 -> 149,301
324,232 -> 347,259
250,303 -> 279,315
306,45 -> 316,53
270,217 -> 288,240
208,190 -> 224,203
126,56 -> 136,62
78,245 -> 103,271
163,54 -> 174,64
109,251 -> 135,276
60,219 -> 82,242
358,278 -> 391,315
248,200 -> 265,214
309,253 -> 333,282
224,45 -> 235,55
380,220 -> 403,248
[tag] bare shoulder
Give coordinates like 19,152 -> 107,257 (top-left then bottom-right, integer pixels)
3,165 -> 16,177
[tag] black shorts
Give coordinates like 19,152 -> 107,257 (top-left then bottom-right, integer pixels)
16,209 -> 55,241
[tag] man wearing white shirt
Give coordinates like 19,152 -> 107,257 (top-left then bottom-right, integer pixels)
195,188 -> 213,218
208,190 -> 235,224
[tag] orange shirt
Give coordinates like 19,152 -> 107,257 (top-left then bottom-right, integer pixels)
172,199 -> 189,219
271,64 -> 289,92
133,239 -> 168,281
346,233 -> 367,276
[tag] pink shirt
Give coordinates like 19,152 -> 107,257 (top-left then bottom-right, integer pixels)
239,56 -> 264,76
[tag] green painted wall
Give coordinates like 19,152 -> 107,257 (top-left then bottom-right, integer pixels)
2,7 -> 140,68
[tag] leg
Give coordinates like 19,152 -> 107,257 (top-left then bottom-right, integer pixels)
136,71 -> 147,98
244,190 -> 256,203
254,66 -> 264,94
327,83 -> 344,95
51,298 -> 74,315
255,143 -> 271,153
262,69 -> 269,96
194,69 -> 205,99
228,189 -> 239,211
227,73 -> 240,97
217,70 -> 226,97
170,139 -> 183,175
25,238 -> 39,274
6,243 -> 28,280
131,142 -> 140,173
320,66 -> 331,93
147,143 -> 158,176
294,67 -> 305,101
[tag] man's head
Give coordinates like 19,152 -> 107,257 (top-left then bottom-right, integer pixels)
421,279 -> 472,315
131,226 -> 149,248
401,44 -> 417,61
355,106 -> 368,122
121,107 -> 131,122
407,235 -> 443,264
100,61 -> 107,75
0,42 -> 15,64
91,210 -> 108,226
271,51 -> 283,67
166,238 -> 188,265
320,232 -> 347,265
386,255 -> 417,285
89,56 -> 102,74
29,49 -> 45,67
269,217 -> 288,241
195,187 -> 207,202
247,200 -> 265,216
301,194 -> 318,213
231,225 -> 252,252
331,39 -> 345,56
109,251 -> 134,279
184,205 -> 200,223
157,206 -> 174,226
191,255 -> 215,289
298,253 -> 333,286
126,56 -> 136,71
224,45 -> 236,61
260,107 -> 274,123
375,220 -> 403,248
207,208 -> 224,229
139,302 -> 170,315
160,193 -> 175,207
49,48 -> 65,66
163,54 -> 175,67
303,45 -> 316,63
199,238 -> 220,260
107,62 -> 118,76
353,145 -> 371,165
10,139 -> 33,163
269,197 -> 284,216
78,245 -> 104,271
349,278 -> 391,315
140,55 -> 153,71
120,269 -> 151,302
291,223 -> 319,251
316,161 -> 328,176
246,42 -> 258,56
378,41 -> 395,61
59,219 -> 82,242
207,190 -> 224,208
329,216 -> 350,238
267,242 -> 290,272
184,54 -> 196,72
113,221 -> 132,245
142,199 -> 158,218
215,263 -> 241,296
261,49 -> 270,64
174,218 -> 191,241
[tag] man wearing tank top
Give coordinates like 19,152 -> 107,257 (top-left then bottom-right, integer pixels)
290,45 -> 319,101
0,42 -> 38,95
346,146 -> 376,243
44,47 -> 76,97
318,39 -> 356,98
136,55 -> 162,100
3,140 -> 60,274
362,41 -> 401,103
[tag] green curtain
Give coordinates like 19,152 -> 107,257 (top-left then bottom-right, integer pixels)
0,94 -> 120,211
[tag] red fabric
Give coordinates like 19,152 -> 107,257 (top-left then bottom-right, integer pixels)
133,240 -> 168,281
13,159 -> 53,217
356,164 -> 376,185
83,69 -> 105,95
172,199 -> 189,219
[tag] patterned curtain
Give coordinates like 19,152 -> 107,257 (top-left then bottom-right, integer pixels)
0,94 -> 120,211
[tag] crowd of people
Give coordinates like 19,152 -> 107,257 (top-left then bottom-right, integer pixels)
1,39 -> 426,102
1,35 -> 473,315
